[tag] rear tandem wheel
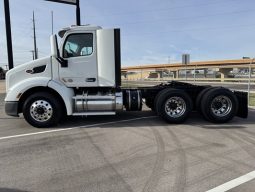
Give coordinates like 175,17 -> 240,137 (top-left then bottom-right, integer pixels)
154,88 -> 193,123
200,87 -> 238,123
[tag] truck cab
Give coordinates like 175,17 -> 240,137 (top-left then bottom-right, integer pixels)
5,25 -> 123,127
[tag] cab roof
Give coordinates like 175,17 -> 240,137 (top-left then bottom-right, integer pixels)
58,25 -> 102,38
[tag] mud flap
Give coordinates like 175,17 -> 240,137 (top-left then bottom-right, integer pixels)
234,91 -> 248,118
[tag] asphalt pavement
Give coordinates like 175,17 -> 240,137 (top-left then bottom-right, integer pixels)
0,80 -> 5,94
0,92 -> 255,192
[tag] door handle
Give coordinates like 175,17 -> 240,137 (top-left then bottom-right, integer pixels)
86,78 -> 96,82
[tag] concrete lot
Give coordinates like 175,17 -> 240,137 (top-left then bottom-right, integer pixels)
0,82 -> 255,192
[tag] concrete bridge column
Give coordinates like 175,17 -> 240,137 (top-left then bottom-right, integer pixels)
173,70 -> 179,79
155,70 -> 165,79
121,72 -> 127,79
204,69 -> 208,78
219,68 -> 232,82
141,71 -> 150,79
158,71 -> 163,79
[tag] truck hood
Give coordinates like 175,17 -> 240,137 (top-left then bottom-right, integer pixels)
6,56 -> 52,93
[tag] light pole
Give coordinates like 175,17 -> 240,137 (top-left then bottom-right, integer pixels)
3,0 -> 14,69
76,0 -> 80,25
45,0 -> 81,25
3,0 -> 81,72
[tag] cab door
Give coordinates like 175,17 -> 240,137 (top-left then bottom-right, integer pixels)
58,32 -> 98,87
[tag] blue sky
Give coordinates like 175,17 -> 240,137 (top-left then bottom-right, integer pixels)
1,0 -> 255,68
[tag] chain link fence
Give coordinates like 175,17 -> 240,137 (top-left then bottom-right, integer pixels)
122,67 -> 255,106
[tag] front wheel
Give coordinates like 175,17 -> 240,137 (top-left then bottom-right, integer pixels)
23,92 -> 63,128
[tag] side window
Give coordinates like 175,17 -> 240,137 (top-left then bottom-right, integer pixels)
63,33 -> 93,58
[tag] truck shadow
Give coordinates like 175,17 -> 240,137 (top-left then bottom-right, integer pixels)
57,110 -> 255,130
0,189 -> 30,192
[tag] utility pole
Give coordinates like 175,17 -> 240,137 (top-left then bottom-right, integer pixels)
32,11 -> 38,60
3,0 -> 14,69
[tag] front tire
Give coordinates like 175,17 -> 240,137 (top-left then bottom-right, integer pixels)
155,88 -> 193,123
23,92 -> 63,128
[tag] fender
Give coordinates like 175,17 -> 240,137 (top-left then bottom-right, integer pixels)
5,78 -> 75,115
5,77 -> 51,102
48,80 -> 75,115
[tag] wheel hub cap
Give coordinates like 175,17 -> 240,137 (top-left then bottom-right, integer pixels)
36,107 -> 45,115
165,97 -> 186,118
211,96 -> 232,117
30,100 -> 53,122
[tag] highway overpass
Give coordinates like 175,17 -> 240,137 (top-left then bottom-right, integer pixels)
121,58 -> 255,81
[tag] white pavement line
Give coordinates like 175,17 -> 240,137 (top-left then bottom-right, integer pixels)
206,170 -> 255,192
0,116 -> 157,141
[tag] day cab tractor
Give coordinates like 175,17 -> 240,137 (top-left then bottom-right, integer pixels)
4,25 -> 248,127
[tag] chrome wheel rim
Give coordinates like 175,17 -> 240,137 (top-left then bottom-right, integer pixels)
30,100 -> 53,122
211,96 -> 232,117
165,97 -> 186,118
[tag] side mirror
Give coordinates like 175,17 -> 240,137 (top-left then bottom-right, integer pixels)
50,35 -> 68,68
50,35 -> 58,58
57,57 -> 68,68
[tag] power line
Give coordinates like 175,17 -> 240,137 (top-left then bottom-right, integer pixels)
86,0 -> 238,18
117,9 -> 254,26
122,23 -> 255,37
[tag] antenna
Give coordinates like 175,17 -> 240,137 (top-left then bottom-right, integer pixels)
51,11 -> 54,35
30,50 -> 35,60
32,11 -> 38,59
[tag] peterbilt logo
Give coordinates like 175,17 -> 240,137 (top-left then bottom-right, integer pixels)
26,69 -> 34,74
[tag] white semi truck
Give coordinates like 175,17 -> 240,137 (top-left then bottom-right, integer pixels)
5,25 -> 248,127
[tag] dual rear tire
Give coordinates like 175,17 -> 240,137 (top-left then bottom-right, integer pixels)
154,89 -> 193,123
154,87 -> 238,124
197,87 -> 238,123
